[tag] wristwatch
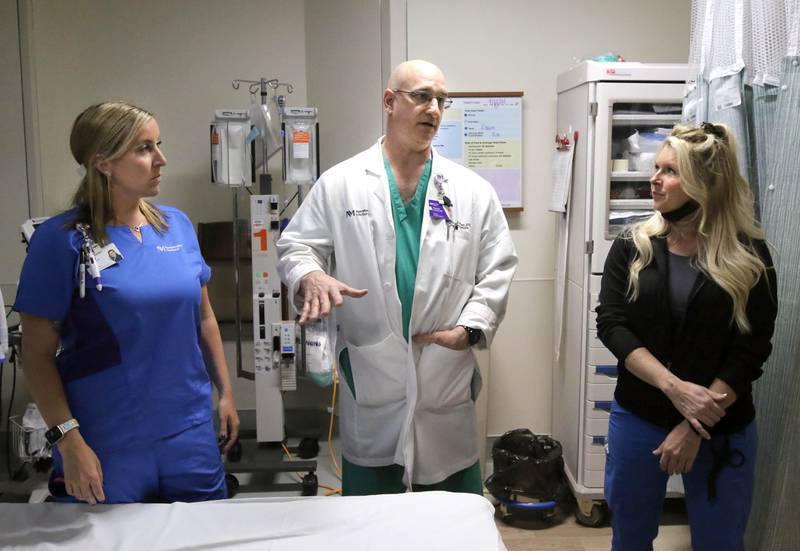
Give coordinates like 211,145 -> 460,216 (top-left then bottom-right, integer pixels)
460,325 -> 483,346
45,418 -> 80,446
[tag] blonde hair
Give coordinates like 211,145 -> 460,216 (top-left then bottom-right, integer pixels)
627,122 -> 767,333
69,101 -> 167,244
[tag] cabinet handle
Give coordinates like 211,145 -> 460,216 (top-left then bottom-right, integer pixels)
593,400 -> 612,411
594,365 -> 618,377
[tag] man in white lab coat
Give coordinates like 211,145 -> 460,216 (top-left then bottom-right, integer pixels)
277,60 -> 517,495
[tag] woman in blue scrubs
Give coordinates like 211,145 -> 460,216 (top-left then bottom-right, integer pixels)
16,101 -> 240,504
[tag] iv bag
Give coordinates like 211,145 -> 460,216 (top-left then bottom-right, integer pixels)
304,318 -> 334,387
282,107 -> 318,186
210,109 -> 251,187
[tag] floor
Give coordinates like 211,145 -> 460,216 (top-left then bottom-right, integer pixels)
495,502 -> 691,551
0,434 -> 692,550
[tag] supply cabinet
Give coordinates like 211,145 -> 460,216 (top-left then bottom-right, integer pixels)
552,61 -> 688,525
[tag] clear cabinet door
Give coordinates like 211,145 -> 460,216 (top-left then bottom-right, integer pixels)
591,82 -> 686,274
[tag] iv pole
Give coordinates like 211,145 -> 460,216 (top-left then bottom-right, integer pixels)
229,78 -> 292,381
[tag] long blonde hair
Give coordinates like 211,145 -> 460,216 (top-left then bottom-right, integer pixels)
69,101 -> 167,244
627,122 -> 766,333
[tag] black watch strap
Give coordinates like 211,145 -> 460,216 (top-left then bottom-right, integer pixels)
460,325 -> 482,346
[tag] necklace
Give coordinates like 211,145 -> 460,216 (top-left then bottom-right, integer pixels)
131,223 -> 143,233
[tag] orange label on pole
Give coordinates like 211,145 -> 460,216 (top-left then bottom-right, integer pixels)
292,131 -> 310,143
253,228 -> 267,251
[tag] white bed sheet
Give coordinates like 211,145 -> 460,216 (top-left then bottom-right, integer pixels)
0,491 -> 507,550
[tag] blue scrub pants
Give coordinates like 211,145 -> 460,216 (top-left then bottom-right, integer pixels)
605,401 -> 756,551
50,419 -> 227,503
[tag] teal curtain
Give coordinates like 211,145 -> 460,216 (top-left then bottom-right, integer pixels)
747,56 -> 800,550
687,2 -> 800,548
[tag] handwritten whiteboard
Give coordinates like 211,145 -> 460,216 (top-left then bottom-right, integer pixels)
432,92 -> 523,208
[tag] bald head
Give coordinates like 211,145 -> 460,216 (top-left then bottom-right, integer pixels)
387,60 -> 446,91
383,60 -> 448,155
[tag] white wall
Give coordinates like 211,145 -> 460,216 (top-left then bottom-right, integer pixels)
304,0 -> 383,171
27,0 -> 307,225
406,0 -> 692,436
0,0 -> 30,292
0,0 -> 33,430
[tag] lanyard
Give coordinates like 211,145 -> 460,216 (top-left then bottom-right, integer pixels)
75,223 -> 103,297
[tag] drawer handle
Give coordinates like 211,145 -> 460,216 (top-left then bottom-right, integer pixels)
594,365 -> 618,377
593,400 -> 612,411
591,435 -> 607,445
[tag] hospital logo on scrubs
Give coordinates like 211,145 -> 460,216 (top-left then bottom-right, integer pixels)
156,244 -> 183,252
345,209 -> 369,218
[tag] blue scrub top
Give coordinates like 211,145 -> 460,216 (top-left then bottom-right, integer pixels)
15,205 -> 213,451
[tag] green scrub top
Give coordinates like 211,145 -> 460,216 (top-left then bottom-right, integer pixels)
338,154 -> 431,397
384,153 -> 432,341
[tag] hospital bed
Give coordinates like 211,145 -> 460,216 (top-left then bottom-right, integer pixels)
0,491 -> 507,550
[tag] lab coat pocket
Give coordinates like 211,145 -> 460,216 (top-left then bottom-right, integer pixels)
347,334 -> 408,407
448,227 -> 476,285
416,344 -> 474,410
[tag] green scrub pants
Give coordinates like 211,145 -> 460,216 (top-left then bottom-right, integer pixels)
342,457 -> 483,496
338,349 -> 484,496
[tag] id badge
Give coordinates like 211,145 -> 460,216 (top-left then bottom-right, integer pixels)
93,243 -> 123,271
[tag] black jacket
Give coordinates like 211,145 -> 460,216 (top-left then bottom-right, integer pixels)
596,234 -> 777,433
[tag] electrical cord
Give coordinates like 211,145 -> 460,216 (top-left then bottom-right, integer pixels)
280,441 -> 341,495
279,191 -> 300,217
278,371 -> 344,496
0,359 -> 3,497
5,350 -> 18,480
1,303 -> 10,481
327,374 -> 341,479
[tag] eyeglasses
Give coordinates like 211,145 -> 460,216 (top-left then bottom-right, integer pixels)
393,89 -> 453,110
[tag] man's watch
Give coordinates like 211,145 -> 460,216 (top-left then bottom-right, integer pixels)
45,418 -> 80,446
460,325 -> 483,346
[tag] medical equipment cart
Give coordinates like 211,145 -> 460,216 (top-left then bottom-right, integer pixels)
552,61 -> 688,526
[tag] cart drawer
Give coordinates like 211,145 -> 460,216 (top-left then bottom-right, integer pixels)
584,434 -> 607,454
586,399 -> 612,419
588,329 -> 603,349
584,417 -> 609,436
583,468 -> 604,488
584,451 -> 606,471
588,347 -> 616,366
587,363 -> 618,384
586,381 -> 616,401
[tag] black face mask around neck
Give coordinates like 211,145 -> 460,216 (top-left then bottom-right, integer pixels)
661,200 -> 699,223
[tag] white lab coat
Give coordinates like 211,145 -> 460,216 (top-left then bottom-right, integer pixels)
277,139 -> 518,485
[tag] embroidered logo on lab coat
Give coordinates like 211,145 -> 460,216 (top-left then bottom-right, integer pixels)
345,209 -> 369,218
156,244 -> 183,252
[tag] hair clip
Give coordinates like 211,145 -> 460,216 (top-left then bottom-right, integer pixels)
700,121 -> 726,141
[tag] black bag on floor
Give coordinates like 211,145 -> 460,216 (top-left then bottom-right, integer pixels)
485,428 -> 568,503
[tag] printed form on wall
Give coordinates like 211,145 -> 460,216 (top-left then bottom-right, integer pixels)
433,93 -> 523,208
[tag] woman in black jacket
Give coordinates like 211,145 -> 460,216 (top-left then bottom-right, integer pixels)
597,122 -> 777,551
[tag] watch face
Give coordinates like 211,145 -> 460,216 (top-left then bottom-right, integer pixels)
466,327 -> 481,345
45,426 -> 63,446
